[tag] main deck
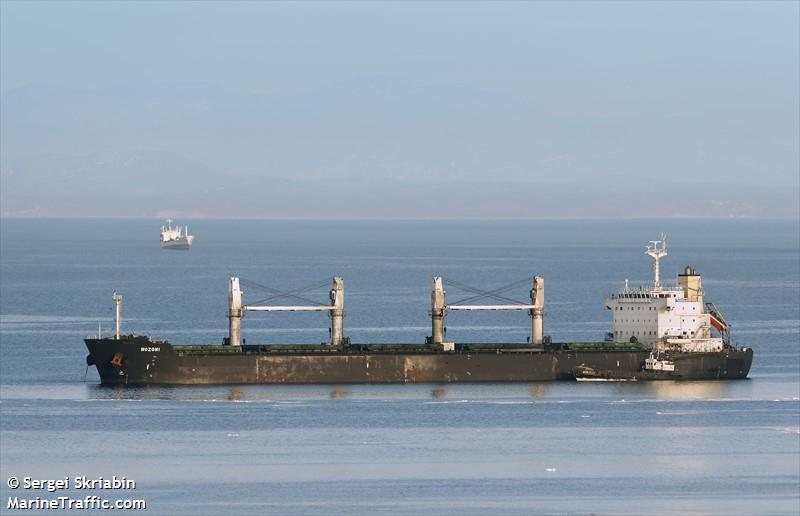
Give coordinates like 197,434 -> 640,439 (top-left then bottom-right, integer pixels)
171,341 -> 647,356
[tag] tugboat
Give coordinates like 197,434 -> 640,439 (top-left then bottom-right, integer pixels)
574,234 -> 750,381
160,219 -> 193,250
574,364 -> 638,382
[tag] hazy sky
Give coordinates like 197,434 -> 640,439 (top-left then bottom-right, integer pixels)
3,2 -> 797,115
1,1 -> 798,218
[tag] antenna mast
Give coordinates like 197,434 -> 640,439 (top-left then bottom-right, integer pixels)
645,233 -> 668,290
112,291 -> 122,339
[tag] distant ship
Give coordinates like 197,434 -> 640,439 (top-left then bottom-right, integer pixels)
160,219 -> 193,250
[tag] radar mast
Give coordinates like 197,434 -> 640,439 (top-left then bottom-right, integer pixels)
645,233 -> 668,290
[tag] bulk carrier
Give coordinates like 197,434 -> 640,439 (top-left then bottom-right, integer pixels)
84,236 -> 752,385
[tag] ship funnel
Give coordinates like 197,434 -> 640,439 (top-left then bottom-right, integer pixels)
677,265 -> 703,305
113,291 -> 122,340
431,276 -> 446,345
530,277 -> 544,347
228,277 -> 243,347
329,277 -> 345,346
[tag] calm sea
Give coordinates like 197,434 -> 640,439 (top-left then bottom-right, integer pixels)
1,219 -> 798,515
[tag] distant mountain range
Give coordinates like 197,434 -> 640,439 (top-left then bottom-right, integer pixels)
1,77 -> 797,218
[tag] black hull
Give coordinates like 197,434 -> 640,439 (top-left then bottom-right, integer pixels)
85,337 -> 753,386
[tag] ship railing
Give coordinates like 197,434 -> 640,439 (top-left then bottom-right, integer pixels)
609,284 -> 682,299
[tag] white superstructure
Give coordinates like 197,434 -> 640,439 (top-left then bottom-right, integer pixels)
605,234 -> 729,353
160,219 -> 194,249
